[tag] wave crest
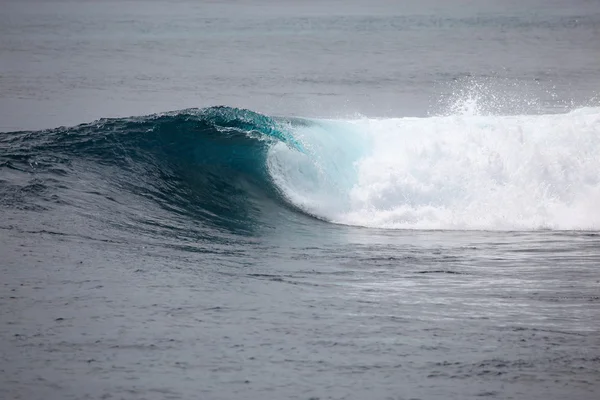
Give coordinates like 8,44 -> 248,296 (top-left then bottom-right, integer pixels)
2,105 -> 600,232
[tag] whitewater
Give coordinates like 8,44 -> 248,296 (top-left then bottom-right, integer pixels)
270,107 -> 600,230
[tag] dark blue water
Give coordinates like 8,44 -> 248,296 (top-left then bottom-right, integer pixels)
2,1 -> 600,399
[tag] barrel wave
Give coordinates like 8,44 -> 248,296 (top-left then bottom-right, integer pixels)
1,105 -> 600,235
0,106 -> 313,237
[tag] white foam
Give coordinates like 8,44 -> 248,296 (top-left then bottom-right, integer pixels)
268,107 -> 600,230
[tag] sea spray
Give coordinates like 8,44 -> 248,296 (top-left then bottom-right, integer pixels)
269,108 -> 600,230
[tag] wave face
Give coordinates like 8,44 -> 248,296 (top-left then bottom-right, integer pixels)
0,107 -> 306,237
1,106 -> 600,233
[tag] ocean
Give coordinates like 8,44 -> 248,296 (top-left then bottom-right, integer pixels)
1,0 -> 600,399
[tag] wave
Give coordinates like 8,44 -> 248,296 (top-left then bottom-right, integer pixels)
0,107 -> 308,235
1,105 -> 600,232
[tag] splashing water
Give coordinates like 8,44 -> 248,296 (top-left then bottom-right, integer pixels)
269,104 -> 600,230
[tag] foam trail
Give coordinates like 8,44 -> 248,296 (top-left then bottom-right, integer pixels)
269,107 -> 600,230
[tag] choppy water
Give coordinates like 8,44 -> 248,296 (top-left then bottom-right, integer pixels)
1,1 -> 600,399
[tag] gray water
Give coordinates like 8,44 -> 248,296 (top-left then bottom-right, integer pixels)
2,0 -> 600,399
1,0 -> 599,131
